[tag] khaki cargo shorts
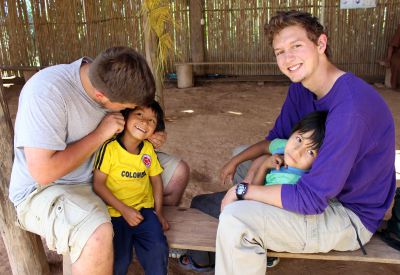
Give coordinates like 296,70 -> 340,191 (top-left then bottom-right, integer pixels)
156,151 -> 180,187
16,183 -> 110,263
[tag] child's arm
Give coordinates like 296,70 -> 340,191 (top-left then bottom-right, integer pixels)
93,169 -> 144,226
150,174 -> 169,231
253,154 -> 285,185
253,159 -> 269,185
243,155 -> 268,184
220,140 -> 271,185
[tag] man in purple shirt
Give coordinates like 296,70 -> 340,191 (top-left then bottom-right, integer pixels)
216,11 -> 396,274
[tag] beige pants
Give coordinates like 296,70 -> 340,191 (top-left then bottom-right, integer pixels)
215,200 -> 373,275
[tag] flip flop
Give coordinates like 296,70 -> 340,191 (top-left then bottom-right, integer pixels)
178,255 -> 214,272
169,248 -> 186,258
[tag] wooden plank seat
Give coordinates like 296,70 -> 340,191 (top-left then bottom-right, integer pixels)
163,206 -> 400,264
0,65 -> 44,82
164,206 -> 218,252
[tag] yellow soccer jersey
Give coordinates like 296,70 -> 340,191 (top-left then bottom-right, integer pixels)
94,138 -> 163,217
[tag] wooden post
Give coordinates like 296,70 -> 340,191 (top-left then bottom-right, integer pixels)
176,64 -> 194,88
0,75 -> 50,274
378,60 -> 393,88
189,0 -> 205,76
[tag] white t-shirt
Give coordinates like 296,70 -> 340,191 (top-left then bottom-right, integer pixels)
9,58 -> 107,205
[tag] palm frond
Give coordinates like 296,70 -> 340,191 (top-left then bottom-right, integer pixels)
142,0 -> 174,87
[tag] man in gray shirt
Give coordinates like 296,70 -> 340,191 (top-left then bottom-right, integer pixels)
10,47 -> 189,274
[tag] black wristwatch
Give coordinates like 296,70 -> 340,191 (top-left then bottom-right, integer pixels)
236,182 -> 248,200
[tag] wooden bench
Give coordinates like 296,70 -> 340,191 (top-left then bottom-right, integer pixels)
0,65 -> 44,82
175,62 -> 277,88
163,206 -> 400,265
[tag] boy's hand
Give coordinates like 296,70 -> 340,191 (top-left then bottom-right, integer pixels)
121,206 -> 144,227
220,160 -> 238,185
95,112 -> 125,141
156,212 -> 170,231
148,131 -> 167,149
265,154 -> 285,170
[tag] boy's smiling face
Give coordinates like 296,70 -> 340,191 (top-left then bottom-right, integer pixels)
125,107 -> 157,141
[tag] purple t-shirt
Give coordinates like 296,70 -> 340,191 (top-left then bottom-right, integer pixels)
266,72 -> 396,233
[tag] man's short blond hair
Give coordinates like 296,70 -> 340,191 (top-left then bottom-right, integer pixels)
89,47 -> 155,105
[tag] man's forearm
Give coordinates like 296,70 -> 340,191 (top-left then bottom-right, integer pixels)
245,184 -> 283,208
26,130 -> 107,185
221,183 -> 282,212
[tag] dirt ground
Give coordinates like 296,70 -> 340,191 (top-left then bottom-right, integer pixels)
1,80 -> 400,274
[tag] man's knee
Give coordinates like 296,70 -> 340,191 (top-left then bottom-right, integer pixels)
217,205 -> 243,243
174,160 -> 190,184
76,223 -> 113,261
163,160 -> 190,206
72,222 -> 113,274
164,160 -> 189,190
219,203 -> 240,227
218,201 -> 258,231
89,222 -> 113,245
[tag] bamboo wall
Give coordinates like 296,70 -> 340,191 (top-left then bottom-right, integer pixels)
0,0 -> 399,78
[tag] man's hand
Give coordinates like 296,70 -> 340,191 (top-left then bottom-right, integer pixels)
25,112 -> 125,185
94,112 -> 125,141
121,206 -> 144,227
220,160 -> 238,185
221,185 -> 238,212
156,212 -> 170,231
148,131 -> 167,149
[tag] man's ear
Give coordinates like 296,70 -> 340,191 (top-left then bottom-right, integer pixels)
94,90 -> 108,103
317,34 -> 328,54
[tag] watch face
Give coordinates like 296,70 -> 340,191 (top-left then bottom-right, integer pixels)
236,183 -> 248,200
237,184 -> 246,194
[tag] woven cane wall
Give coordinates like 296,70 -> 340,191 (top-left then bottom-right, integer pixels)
0,0 -> 399,78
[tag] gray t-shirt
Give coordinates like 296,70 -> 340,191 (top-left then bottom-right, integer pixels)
9,58 -> 107,206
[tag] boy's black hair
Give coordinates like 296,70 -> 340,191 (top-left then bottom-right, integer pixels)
122,100 -> 165,132
291,111 -> 328,150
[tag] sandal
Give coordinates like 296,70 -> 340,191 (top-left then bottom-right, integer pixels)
169,248 -> 187,258
267,256 -> 280,268
178,255 -> 214,272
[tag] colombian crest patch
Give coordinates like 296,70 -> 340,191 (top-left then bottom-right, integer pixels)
142,154 -> 152,168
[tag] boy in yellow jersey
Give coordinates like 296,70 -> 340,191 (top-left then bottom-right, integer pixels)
93,101 -> 169,275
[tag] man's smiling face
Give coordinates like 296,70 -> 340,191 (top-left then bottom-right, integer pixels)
273,25 -> 323,86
